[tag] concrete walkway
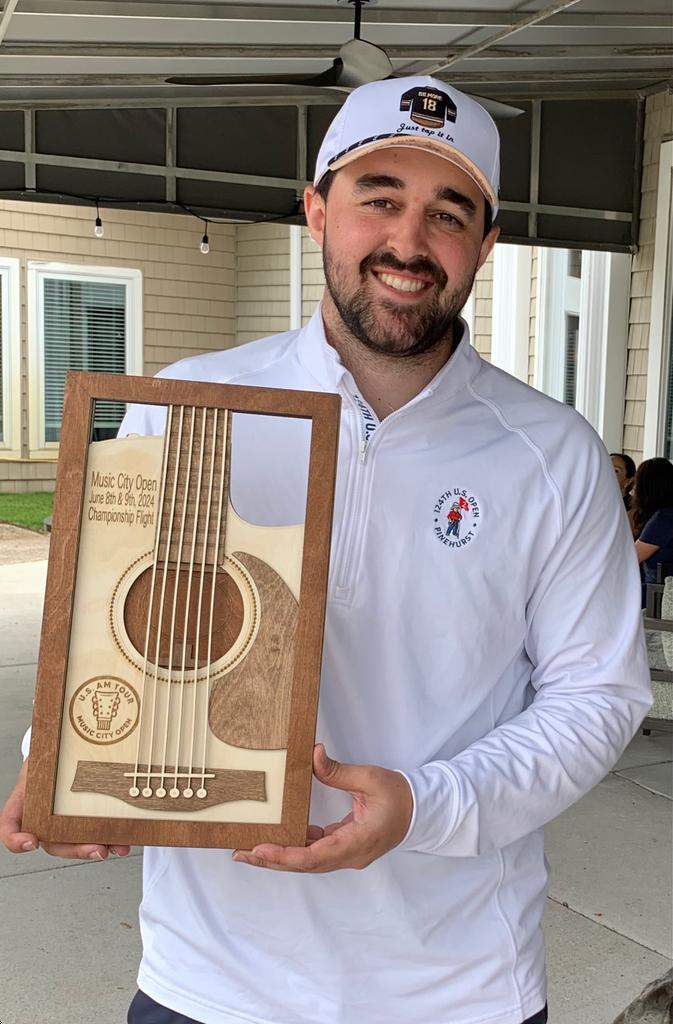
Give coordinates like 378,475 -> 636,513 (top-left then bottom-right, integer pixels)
0,536 -> 671,1024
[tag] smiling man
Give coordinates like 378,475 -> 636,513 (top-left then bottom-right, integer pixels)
1,77 -> 651,1024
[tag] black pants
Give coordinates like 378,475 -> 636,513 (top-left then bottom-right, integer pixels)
128,989 -> 549,1023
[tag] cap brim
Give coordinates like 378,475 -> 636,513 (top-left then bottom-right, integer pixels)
328,136 -> 498,215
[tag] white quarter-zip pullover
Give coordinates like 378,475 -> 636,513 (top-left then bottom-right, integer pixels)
120,308 -> 651,1024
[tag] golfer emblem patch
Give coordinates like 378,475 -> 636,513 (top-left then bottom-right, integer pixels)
433,488 -> 481,548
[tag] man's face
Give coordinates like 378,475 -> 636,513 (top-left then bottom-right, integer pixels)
305,147 -> 498,358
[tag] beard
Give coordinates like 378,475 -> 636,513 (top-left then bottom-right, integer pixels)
323,237 -> 477,359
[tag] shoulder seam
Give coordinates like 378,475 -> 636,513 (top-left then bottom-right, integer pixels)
466,377 -> 565,537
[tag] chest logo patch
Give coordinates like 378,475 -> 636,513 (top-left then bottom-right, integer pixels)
433,488 -> 481,548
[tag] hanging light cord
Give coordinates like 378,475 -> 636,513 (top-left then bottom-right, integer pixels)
0,187 -> 302,252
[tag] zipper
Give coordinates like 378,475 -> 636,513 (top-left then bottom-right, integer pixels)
332,384 -> 435,601
332,394 -> 375,599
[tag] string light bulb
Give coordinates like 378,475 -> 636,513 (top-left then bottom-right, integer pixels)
199,231 -> 210,255
94,200 -> 104,238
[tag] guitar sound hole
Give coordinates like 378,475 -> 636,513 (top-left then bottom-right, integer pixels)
124,566 -> 244,669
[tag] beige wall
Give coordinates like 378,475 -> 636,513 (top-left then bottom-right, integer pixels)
623,92 -> 673,461
235,223 -> 291,345
472,254 -> 493,360
302,228 -> 323,326
0,201 -> 236,492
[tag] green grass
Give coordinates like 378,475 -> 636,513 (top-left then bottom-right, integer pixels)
0,491 -> 54,532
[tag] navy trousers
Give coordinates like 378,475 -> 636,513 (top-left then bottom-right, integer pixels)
128,989 -> 549,1023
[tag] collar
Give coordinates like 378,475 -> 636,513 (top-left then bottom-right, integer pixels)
295,303 -> 482,403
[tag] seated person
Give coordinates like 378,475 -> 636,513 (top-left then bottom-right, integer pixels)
632,458 -> 673,605
610,452 -> 636,513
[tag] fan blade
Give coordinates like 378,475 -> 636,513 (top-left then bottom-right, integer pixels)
337,37 -> 394,87
166,67 -> 341,87
468,94 -> 525,120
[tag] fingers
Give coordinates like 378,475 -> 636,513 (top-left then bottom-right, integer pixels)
0,758 -> 131,861
40,843 -> 129,861
0,763 -> 39,854
306,824 -> 325,845
312,743 -> 373,795
233,830 -> 355,873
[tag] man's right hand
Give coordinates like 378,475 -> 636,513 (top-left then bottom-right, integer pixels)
0,761 -> 130,860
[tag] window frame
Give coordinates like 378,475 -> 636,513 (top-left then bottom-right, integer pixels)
644,139 -> 673,459
27,261 -> 143,457
0,256 -> 22,458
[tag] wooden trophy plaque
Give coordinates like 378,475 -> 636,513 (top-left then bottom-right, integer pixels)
23,371 -> 340,849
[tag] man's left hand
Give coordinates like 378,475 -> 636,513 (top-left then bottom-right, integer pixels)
232,744 -> 413,872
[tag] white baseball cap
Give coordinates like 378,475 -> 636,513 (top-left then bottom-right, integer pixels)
313,76 -> 500,216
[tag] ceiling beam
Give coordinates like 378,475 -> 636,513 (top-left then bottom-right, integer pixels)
13,3 -> 673,31
0,43 -> 670,60
415,0 -> 584,76
0,0 -> 19,44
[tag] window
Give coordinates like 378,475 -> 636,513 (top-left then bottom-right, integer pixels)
645,140 -> 673,459
568,249 -> 582,279
0,257 -> 21,456
662,314 -> 673,459
564,314 -> 579,406
28,263 -> 142,453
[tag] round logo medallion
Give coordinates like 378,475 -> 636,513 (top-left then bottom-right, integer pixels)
69,676 -> 140,745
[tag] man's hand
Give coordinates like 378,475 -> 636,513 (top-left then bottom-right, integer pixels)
0,760 -> 130,861
232,744 -> 413,872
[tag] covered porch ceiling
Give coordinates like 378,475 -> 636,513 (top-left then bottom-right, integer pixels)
0,0 -> 671,250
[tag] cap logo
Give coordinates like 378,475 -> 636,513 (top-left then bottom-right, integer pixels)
400,87 -> 457,130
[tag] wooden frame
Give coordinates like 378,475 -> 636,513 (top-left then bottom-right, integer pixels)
24,371 -> 340,849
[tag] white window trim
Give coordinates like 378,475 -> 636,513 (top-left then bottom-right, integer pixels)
575,251 -> 630,451
491,243 -> 532,382
0,256 -> 21,458
644,139 -> 673,458
27,261 -> 143,457
289,225 -> 302,331
534,247 -> 568,400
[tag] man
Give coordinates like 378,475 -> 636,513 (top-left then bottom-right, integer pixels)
1,76 -> 651,1024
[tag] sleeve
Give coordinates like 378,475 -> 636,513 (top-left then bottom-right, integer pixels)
640,511 -> 671,546
399,429 -> 652,858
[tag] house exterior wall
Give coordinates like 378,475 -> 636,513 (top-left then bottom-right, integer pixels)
472,254 -> 494,360
235,223 -> 291,344
302,229 -> 323,326
0,202 -> 236,492
624,91 -> 673,462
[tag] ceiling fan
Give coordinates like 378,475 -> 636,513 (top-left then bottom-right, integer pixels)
166,0 -> 523,120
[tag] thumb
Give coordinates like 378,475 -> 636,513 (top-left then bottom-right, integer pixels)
312,743 -> 370,793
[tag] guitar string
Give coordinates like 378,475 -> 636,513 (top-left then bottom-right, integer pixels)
170,405 -> 204,797
199,409 -> 228,796
143,404 -> 184,795
158,404 -> 196,797
187,407 -> 218,795
129,404 -> 173,796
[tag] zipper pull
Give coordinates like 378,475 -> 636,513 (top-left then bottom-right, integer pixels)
359,440 -> 369,464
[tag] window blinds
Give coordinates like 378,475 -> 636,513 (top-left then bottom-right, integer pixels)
564,314 -> 579,408
43,277 -> 126,443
